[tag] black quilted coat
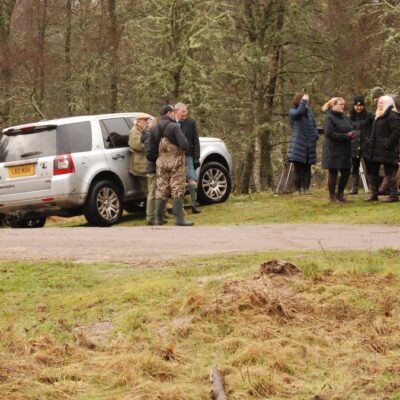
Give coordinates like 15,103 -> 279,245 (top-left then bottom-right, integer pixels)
322,110 -> 353,169
367,106 -> 400,165
349,109 -> 374,159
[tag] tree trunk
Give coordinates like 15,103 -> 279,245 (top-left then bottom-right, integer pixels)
256,0 -> 286,191
237,141 -> 254,194
108,0 -> 119,112
65,0 -> 73,116
36,0 -> 48,112
0,0 -> 18,124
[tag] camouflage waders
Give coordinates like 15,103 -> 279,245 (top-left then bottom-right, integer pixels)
156,138 -> 186,200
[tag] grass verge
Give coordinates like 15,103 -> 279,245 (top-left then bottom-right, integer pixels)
1,250 -> 400,399
44,190 -> 400,227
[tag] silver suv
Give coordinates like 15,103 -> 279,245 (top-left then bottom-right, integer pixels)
0,113 -> 232,227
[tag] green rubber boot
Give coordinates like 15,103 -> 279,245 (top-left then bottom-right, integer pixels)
172,198 -> 194,226
188,183 -> 201,214
155,199 -> 166,225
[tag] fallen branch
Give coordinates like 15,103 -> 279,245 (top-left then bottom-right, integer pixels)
210,366 -> 228,400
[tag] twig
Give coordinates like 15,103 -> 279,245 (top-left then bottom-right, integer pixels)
210,366 -> 228,400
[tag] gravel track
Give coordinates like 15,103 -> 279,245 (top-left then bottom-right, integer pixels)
1,223 -> 399,263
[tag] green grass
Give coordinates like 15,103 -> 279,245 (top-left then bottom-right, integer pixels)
45,190 -> 400,227
1,250 -> 400,399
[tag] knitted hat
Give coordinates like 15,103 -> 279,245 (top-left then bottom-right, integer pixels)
371,86 -> 385,98
353,96 -> 365,106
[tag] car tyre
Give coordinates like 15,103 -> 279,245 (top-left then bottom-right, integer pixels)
9,216 -> 47,228
197,161 -> 231,205
84,180 -> 123,227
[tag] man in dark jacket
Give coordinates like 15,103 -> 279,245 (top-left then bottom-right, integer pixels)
175,102 -> 201,212
147,105 -> 193,226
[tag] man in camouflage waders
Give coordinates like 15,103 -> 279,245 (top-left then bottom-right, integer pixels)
148,105 -> 194,226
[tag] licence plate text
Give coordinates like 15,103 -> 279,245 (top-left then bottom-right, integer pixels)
8,164 -> 35,178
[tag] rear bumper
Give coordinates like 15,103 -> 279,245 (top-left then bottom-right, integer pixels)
0,193 -> 85,216
0,173 -> 88,216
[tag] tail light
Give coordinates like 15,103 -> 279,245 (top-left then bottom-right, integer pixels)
54,154 -> 75,175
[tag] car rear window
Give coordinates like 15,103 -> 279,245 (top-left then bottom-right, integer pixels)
0,122 -> 92,163
0,128 -> 57,163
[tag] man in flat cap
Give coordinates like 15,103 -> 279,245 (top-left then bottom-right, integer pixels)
128,113 -> 151,220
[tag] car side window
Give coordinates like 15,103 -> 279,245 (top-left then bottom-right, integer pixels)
100,118 -> 130,149
125,117 -> 134,130
57,122 -> 92,154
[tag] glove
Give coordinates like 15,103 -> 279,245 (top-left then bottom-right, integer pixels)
193,159 -> 200,169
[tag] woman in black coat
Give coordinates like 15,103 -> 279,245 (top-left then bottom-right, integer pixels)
366,95 -> 400,202
348,95 -> 374,194
322,97 -> 355,202
288,92 -> 319,194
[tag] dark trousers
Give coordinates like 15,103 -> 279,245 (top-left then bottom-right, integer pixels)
328,168 -> 350,197
351,157 -> 370,176
351,157 -> 360,176
369,162 -> 398,180
293,161 -> 311,192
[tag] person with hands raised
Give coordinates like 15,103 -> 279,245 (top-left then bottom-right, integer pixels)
288,92 -> 319,195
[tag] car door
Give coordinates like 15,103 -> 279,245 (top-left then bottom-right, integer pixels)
98,117 -> 139,198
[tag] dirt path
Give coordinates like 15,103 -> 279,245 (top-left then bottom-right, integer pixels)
1,224 -> 399,263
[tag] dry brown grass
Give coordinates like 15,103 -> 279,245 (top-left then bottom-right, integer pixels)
171,269 -> 400,399
1,259 -> 400,399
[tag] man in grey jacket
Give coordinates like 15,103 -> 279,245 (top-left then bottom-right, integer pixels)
175,102 -> 201,213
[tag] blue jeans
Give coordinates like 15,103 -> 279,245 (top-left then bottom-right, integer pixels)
186,156 -> 197,181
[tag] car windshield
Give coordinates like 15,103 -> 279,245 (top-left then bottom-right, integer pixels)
0,128 -> 57,163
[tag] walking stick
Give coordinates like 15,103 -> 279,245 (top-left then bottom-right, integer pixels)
360,160 -> 369,193
284,162 -> 293,193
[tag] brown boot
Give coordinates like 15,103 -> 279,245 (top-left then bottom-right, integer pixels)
383,175 -> 399,202
365,176 -> 379,202
335,192 -> 348,203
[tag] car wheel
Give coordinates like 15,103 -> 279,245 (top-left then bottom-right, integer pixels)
84,180 -> 123,227
9,216 -> 47,228
197,161 -> 231,205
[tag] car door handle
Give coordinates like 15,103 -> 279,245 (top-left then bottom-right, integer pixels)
112,154 -> 125,160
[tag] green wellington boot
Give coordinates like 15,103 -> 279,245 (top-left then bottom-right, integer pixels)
154,199 -> 166,225
172,198 -> 194,226
188,183 -> 201,214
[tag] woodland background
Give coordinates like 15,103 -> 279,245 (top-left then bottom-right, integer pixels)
0,0 -> 399,193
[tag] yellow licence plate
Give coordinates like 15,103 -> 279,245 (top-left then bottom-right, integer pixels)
8,164 -> 35,178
